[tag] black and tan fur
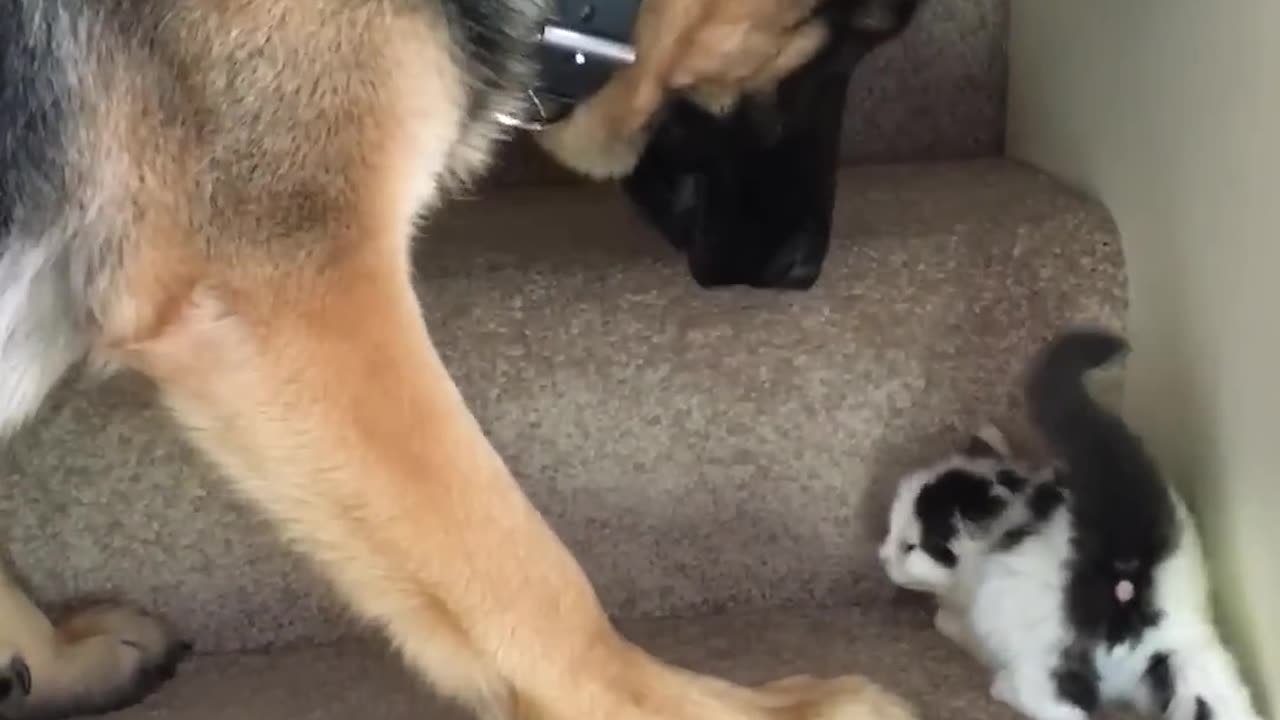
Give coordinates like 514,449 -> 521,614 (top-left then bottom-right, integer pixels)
533,0 -> 914,180
0,2 -> 918,720
534,0 -> 835,179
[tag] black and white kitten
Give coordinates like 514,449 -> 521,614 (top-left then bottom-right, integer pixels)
878,328 -> 1264,720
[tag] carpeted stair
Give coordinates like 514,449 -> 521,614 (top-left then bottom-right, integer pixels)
0,2 -> 1131,718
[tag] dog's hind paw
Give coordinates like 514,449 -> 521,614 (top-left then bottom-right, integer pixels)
7,602 -> 190,719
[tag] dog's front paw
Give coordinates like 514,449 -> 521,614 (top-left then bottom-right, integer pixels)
533,108 -> 646,180
756,673 -> 920,720
0,652 -> 33,719
63,602 -> 191,686
13,602 -> 190,719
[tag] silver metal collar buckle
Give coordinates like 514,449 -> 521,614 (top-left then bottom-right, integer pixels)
494,90 -> 555,132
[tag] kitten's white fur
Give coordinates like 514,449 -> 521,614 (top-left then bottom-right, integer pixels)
878,425 -> 1264,720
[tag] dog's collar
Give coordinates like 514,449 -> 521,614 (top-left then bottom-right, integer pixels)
495,0 -> 640,131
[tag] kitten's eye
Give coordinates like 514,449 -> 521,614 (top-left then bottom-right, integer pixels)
901,542 -> 917,553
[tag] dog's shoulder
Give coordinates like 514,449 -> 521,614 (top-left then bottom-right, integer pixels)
1,0 -> 548,247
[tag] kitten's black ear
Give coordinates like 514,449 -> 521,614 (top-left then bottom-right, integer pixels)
919,539 -> 959,568
962,423 -> 1011,459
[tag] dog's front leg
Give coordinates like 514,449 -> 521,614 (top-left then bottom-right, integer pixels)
533,63 -> 664,181
107,250 -> 632,718
108,236 -> 917,720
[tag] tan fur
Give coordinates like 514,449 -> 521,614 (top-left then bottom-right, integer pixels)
534,0 -> 829,179
2,3 -> 918,719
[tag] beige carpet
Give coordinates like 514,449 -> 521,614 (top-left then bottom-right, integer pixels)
2,159 -> 1125,655
106,608 -> 1019,720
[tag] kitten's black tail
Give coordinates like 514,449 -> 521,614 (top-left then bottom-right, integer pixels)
1024,326 -> 1178,643
1025,327 -> 1129,451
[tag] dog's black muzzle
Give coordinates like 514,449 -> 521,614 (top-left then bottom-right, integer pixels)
509,0 -> 923,291
622,0 -> 924,290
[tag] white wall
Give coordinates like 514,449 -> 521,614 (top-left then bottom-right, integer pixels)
1006,0 -> 1278,713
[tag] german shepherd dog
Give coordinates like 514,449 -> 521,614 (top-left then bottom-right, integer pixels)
0,2 -> 920,719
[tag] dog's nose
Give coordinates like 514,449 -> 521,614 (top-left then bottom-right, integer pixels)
755,229 -> 824,290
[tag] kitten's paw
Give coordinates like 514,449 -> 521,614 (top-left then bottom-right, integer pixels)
990,671 -> 1016,706
933,608 -> 964,641
933,608 -> 987,662
989,670 -> 1088,720
20,602 -> 190,719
